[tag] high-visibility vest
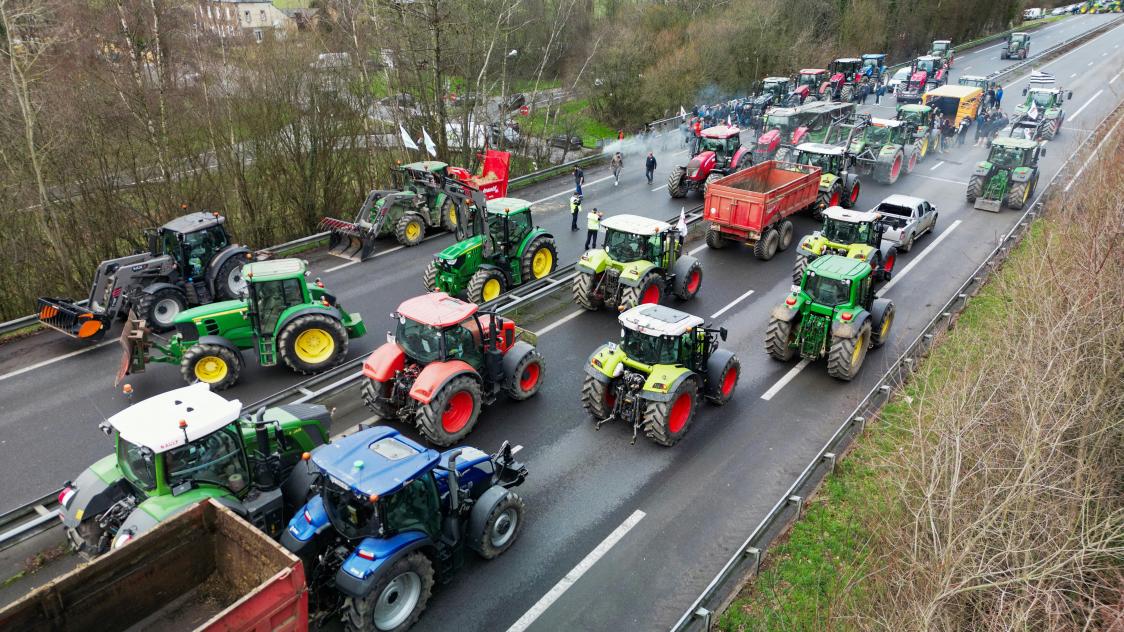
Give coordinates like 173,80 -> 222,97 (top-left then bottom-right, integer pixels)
587,211 -> 600,230
571,199 -> 581,214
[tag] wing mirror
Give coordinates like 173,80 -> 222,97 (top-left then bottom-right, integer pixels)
1067,91 -> 1073,100
719,327 -> 728,341
1022,87 -> 1028,96
1040,146 -> 1047,156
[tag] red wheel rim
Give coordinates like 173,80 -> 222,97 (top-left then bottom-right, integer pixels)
721,367 -> 738,397
641,284 -> 661,304
441,391 -> 474,433
519,362 -> 540,391
829,190 -> 841,207
605,389 -> 616,410
891,155 -> 902,180
686,271 -> 700,293
668,392 -> 692,434
908,153 -> 917,171
885,253 -> 896,271
850,182 -> 860,204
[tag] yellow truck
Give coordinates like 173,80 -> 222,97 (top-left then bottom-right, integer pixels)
923,84 -> 984,135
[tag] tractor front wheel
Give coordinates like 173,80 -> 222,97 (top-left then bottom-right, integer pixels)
520,236 -> 558,283
214,256 -> 248,300
505,348 -> 546,400
395,213 -> 426,247
572,272 -> 602,311
827,321 -> 871,381
966,175 -> 983,203
422,260 -> 439,292
580,374 -> 615,419
417,375 -> 482,446
817,181 -> 843,211
792,254 -> 811,285
871,298 -> 895,348
181,343 -> 241,390
764,317 -> 798,361
468,490 -> 526,560
278,313 -> 349,375
138,287 -> 187,332
343,551 -> 434,632
671,257 -> 703,301
667,168 -> 688,198
703,171 -> 724,196
706,353 -> 740,405
467,268 -> 507,303
439,198 -> 458,232
643,377 -> 699,447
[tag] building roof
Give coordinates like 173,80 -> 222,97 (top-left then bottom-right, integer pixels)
796,142 -> 845,156
162,212 -> 225,234
701,125 -> 741,139
823,206 -> 881,223
397,292 -> 476,327
807,254 -> 870,279
601,214 -> 672,235
110,383 -> 243,453
311,426 -> 440,497
486,197 -> 532,215
619,304 -> 703,337
245,258 -> 305,282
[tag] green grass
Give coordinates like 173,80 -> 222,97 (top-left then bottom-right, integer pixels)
525,99 -> 616,147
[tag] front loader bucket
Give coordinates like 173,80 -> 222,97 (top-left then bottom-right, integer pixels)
321,217 -> 377,261
36,298 -> 109,340
974,197 -> 1003,212
115,313 -> 151,386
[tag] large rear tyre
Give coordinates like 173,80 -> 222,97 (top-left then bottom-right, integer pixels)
875,151 -> 904,185
520,236 -> 558,283
342,551 -> 434,632
870,298 -> 895,348
705,353 -> 740,405
643,378 -> 699,447
764,317 -> 798,361
966,175 -> 983,203
417,375 -> 482,446
581,373 -> 615,419
214,256 -> 248,300
181,343 -> 241,390
439,198 -> 458,232
753,228 -> 780,261
137,287 -> 187,332
827,322 -> 871,382
671,256 -> 703,301
395,213 -> 426,247
468,490 -> 525,560
467,267 -> 506,303
279,314 -> 349,375
667,169 -> 688,198
361,379 -> 397,421
572,272 -> 602,311
505,348 -> 545,400
422,260 -> 439,292
777,220 -> 795,251
620,272 -> 663,310
792,254 -> 811,285
1006,179 -> 1031,210
705,226 -> 727,249
840,85 -> 854,102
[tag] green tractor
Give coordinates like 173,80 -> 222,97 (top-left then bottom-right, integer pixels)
119,258 -> 366,390
848,117 -> 922,185
788,143 -> 863,217
967,137 -> 1043,212
1013,82 -> 1072,140
766,254 -> 895,381
1001,32 -> 1030,60
894,104 -> 934,160
423,196 -> 558,303
792,206 -> 898,285
581,304 -> 740,446
572,214 -> 702,312
57,382 -> 330,555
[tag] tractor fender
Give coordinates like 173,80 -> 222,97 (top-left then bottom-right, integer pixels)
757,129 -> 781,151
1010,167 -> 1034,183
878,144 -> 902,159
58,461 -> 126,529
819,172 -> 840,191
502,340 -> 538,383
283,495 -> 330,545
515,228 -> 553,259
618,260 -> 658,287
794,236 -> 820,258
831,309 -> 871,339
576,250 -> 610,274
468,485 -> 517,548
205,245 -> 251,291
140,280 -> 185,300
334,532 -> 433,599
771,294 -> 804,321
705,348 -> 738,397
791,127 -> 809,145
641,365 -> 693,401
973,161 -> 994,177
363,342 -> 406,383
477,262 -> 514,285
277,306 -> 341,335
409,360 -> 478,404
196,335 -> 244,361
730,146 -> 752,170
690,152 -> 716,182
585,344 -> 624,383
112,503 -> 167,545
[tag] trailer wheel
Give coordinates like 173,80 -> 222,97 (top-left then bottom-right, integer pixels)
572,272 -> 602,311
278,313 -> 349,375
581,374 -> 615,419
417,375 -> 482,446
705,226 -> 727,249
764,317 -> 798,361
827,322 -> 871,382
753,228 -> 780,261
422,260 -> 439,292
138,287 -> 187,332
395,213 -> 426,247
343,551 -> 434,632
777,220 -> 795,251
643,377 -> 699,447
181,343 -> 241,390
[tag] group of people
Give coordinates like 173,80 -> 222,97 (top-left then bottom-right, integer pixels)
568,150 -> 660,249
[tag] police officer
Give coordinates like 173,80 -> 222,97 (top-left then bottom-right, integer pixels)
570,194 -> 582,231
585,208 -> 604,250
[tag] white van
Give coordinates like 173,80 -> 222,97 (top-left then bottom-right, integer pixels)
1023,7 -> 1044,19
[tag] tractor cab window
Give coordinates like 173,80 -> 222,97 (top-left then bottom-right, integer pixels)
798,73 -> 818,87
253,278 -> 305,334
797,151 -> 836,173
323,484 -> 380,540
604,229 -> 648,262
505,212 -> 531,246
916,59 -> 936,74
164,424 -> 249,492
621,329 -> 677,365
1029,91 -> 1054,108
118,437 -> 157,491
823,218 -> 871,245
444,322 -> 483,368
989,146 -> 1021,167
396,318 -> 444,364
864,126 -> 891,144
181,227 -> 228,277
932,42 -> 949,53
766,115 -> 792,133
803,274 -> 852,307
382,475 -> 440,537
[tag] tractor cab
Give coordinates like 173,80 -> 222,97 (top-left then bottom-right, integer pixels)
760,76 -> 793,102
479,199 -> 535,258
828,58 -> 864,84
861,54 -> 887,81
690,125 -> 742,167
794,143 -> 848,176
1004,32 -> 1030,59
986,137 -> 1040,169
244,259 -> 320,345
818,207 -> 885,250
797,254 -> 875,309
913,56 -> 945,82
930,39 -> 953,63
140,212 -> 236,284
617,304 -> 711,368
601,215 -> 681,267
958,75 -> 990,91
796,68 -> 828,100
388,292 -> 514,371
755,105 -> 815,158
896,104 -> 934,130
1017,85 -> 1072,117
850,118 -> 907,153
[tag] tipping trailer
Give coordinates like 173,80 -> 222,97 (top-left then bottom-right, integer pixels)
0,500 -> 308,632
703,160 -> 822,260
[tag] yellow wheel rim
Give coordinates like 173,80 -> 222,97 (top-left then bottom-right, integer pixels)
851,331 -> 868,367
920,137 -> 928,157
531,248 -> 553,278
294,328 -> 335,364
482,278 -> 502,301
406,222 -> 421,241
448,206 -> 458,227
881,312 -> 893,339
194,356 -> 229,383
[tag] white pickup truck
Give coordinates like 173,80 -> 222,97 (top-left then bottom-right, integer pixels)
872,194 -> 938,252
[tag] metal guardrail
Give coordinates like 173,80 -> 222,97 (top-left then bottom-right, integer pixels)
0,490 -> 62,553
669,54 -> 1124,632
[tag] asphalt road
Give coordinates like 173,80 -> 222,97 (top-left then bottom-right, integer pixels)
1,12 -> 1121,631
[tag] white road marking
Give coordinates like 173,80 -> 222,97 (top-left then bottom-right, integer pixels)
1068,89 -> 1103,121
760,359 -> 810,401
1065,107 -> 1124,192
878,220 -> 963,296
532,175 -> 614,205
1007,23 -> 1124,87
506,509 -> 647,632
911,174 -> 968,186
688,243 -> 709,255
929,160 -> 945,171
1088,61 -> 1095,66
0,339 -> 118,383
1070,72 -> 1078,78
711,290 -> 754,319
537,309 -> 584,336
651,184 -> 667,192
962,66 -> 973,72
1112,72 -> 1121,84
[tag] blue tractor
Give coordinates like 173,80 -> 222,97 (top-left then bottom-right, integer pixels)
281,426 -> 528,632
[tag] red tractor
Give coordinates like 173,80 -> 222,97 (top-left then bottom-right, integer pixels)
796,69 -> 828,103
825,58 -> 867,102
361,292 -> 546,446
667,125 -> 752,198
895,56 -> 946,104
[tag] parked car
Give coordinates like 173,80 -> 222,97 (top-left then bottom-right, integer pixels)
886,66 -> 912,92
871,194 -> 938,253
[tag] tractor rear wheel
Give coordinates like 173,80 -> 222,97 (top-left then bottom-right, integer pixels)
643,377 -> 699,447
417,375 -> 482,446
875,151 -> 904,185
278,313 -> 349,375
580,374 -> 615,419
827,321 -> 871,381
705,226 -> 727,249
468,490 -> 525,560
705,353 -> 740,405
138,287 -> 187,332
505,348 -> 546,400
572,272 -> 602,311
817,181 -> 844,211
667,168 -> 688,198
764,317 -> 798,361
620,272 -> 663,310
753,228 -> 780,261
439,198 -> 458,232
361,379 -> 397,421
966,175 -> 984,202
1007,179 -> 1032,210
467,268 -> 507,303
395,213 -> 426,247
792,254 -> 811,285
422,260 -> 439,292
777,220 -> 795,251
343,551 -> 434,632
181,343 -> 241,390
871,298 -> 895,348
671,256 -> 703,300
214,256 -> 248,300
520,236 -> 558,284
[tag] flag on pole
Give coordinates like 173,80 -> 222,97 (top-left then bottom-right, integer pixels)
422,128 -> 437,157
400,125 -> 419,150
679,105 -> 687,118
677,208 -> 688,234
1027,101 -> 1039,120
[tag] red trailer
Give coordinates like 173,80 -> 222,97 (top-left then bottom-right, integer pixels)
703,160 -> 822,260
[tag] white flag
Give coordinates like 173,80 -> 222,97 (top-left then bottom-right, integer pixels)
1027,101 -> 1039,120
422,128 -> 437,157
679,105 -> 687,118
400,125 -> 419,150
677,208 -> 688,233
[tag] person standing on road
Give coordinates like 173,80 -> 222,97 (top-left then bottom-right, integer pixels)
570,194 -> 582,231
874,81 -> 885,105
645,152 -> 657,185
585,208 -> 604,250
974,111 -> 991,146
574,165 -> 585,195
610,152 -> 624,186
995,84 -> 1004,108
617,129 -> 625,142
